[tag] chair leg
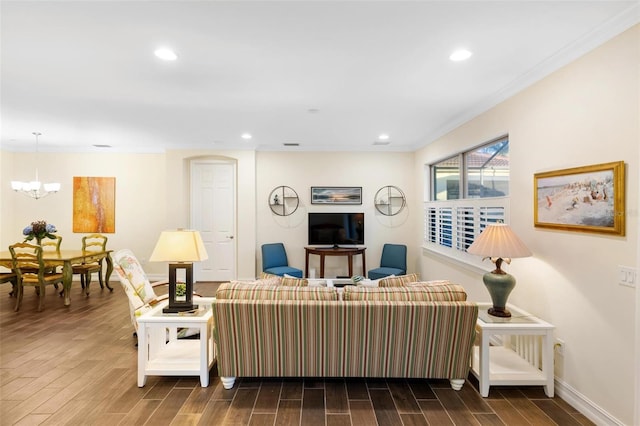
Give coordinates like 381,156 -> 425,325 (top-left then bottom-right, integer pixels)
84,273 -> 91,296
14,283 -> 23,311
98,270 -> 104,289
37,284 -> 45,311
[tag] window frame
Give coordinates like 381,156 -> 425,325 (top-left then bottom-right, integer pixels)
423,136 -> 510,267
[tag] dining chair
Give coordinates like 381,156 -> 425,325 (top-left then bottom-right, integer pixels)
72,233 -> 107,295
10,242 -> 64,311
0,270 -> 18,297
21,235 -> 63,292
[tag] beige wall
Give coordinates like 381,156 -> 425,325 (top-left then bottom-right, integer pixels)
414,25 -> 639,424
256,151 -> 416,278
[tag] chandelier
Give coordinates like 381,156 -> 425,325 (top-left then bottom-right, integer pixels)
11,132 -> 61,199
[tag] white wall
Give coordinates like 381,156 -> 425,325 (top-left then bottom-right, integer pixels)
256,151 -> 416,279
414,25 -> 639,425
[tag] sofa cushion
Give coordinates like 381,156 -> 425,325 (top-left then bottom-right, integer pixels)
343,283 -> 467,301
378,273 -> 420,287
216,282 -> 338,301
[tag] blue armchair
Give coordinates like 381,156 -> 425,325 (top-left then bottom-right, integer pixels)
368,243 -> 407,280
261,243 -> 303,278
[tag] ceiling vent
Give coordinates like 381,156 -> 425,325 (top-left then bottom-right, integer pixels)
283,143 -> 300,147
372,141 -> 390,146
93,144 -> 112,148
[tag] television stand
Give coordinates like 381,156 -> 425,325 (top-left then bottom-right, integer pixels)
304,246 -> 366,278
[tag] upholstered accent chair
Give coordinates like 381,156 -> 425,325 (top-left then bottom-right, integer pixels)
10,242 -> 64,311
112,249 -> 198,342
261,243 -> 303,278
72,233 -> 107,294
367,243 -> 407,280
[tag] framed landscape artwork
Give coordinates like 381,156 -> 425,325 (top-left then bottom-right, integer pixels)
73,177 -> 116,233
534,161 -> 625,236
311,187 -> 362,205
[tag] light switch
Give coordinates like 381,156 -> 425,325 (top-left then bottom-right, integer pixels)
618,265 -> 637,288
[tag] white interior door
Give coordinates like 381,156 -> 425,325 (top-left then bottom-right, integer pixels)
191,160 -> 236,282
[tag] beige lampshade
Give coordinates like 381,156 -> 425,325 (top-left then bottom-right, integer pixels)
467,223 -> 532,258
149,229 -> 209,262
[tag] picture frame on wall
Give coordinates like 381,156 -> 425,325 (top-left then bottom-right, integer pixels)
533,161 -> 625,236
311,187 -> 362,205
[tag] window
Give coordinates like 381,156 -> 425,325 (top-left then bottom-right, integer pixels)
424,137 -> 509,260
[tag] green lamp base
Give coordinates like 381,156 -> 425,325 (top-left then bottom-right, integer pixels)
482,271 -> 516,318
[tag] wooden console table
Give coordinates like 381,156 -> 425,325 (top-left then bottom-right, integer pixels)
304,247 -> 366,278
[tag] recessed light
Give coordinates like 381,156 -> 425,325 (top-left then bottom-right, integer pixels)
241,133 -> 252,140
154,47 -> 177,61
449,49 -> 472,62
378,133 -> 390,141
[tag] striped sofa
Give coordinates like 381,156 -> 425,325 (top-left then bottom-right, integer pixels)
213,282 -> 478,391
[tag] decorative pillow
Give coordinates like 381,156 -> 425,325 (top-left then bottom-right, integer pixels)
229,277 -> 281,286
406,280 -> 451,286
216,282 -> 338,301
306,279 -> 328,287
281,276 -> 309,287
343,284 -> 467,302
250,272 -> 282,285
378,273 -> 420,287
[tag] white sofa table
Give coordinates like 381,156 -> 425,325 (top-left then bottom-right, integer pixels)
471,303 -> 555,397
137,297 -> 216,387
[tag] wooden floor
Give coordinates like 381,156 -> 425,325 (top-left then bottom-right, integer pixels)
0,281 -> 594,426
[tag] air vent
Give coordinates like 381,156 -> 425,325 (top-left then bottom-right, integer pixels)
283,143 -> 300,147
93,144 -> 112,148
372,141 -> 390,146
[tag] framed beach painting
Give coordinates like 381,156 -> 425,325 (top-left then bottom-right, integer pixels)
534,161 -> 625,236
311,187 -> 362,205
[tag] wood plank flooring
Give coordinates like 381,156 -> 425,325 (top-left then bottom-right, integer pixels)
0,281 -> 594,425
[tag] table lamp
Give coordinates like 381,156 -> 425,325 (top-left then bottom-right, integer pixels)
149,229 -> 208,313
466,223 -> 532,317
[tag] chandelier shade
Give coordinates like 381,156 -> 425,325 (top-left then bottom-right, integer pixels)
11,132 -> 61,200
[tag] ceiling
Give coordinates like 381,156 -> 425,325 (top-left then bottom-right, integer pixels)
1,1 -> 638,153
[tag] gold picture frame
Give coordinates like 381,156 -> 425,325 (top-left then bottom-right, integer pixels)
534,161 -> 625,235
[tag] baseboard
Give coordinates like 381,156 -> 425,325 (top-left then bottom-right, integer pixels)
555,378 -> 624,426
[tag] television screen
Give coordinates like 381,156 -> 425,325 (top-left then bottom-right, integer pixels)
308,212 -> 364,246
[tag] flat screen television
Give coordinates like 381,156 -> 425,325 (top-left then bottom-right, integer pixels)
308,212 -> 364,246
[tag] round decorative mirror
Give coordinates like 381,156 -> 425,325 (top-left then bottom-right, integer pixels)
269,186 -> 299,216
374,185 -> 406,216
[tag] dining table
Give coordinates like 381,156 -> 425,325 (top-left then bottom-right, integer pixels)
0,249 -> 114,306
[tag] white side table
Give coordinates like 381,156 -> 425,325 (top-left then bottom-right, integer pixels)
471,303 -> 555,397
137,297 -> 216,387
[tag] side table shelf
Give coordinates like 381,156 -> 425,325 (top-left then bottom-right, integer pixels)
137,297 -> 216,387
471,303 -> 555,397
